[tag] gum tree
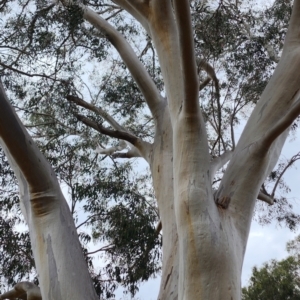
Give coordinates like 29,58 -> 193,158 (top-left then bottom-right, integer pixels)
1,0 -> 300,299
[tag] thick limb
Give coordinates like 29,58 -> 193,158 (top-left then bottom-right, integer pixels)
0,81 -> 98,300
216,0 -> 300,239
66,1 -> 163,119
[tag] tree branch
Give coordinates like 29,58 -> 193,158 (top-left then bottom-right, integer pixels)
112,0 -> 150,34
210,151 -> 233,183
68,96 -> 152,159
111,147 -> 142,158
230,113 -> 236,149
87,244 -> 114,255
217,0 -> 300,234
173,0 -> 199,113
197,59 -> 220,96
198,59 -> 221,144
96,140 -> 127,155
0,282 -> 41,300
66,95 -> 124,131
68,2 -> 163,119
271,153 -> 300,198
76,114 -> 138,144
257,190 -> 274,205
75,113 -> 152,160
284,0 -> 300,49
0,61 -> 60,81
199,77 -> 211,91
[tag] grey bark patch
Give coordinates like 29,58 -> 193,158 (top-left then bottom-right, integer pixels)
20,172 -> 30,215
47,235 -> 62,300
208,214 -> 218,245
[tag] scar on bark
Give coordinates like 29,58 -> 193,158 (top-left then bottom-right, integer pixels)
164,266 -> 173,289
216,191 -> 234,209
217,196 -> 231,209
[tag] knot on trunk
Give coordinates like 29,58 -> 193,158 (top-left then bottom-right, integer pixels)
216,196 -> 231,209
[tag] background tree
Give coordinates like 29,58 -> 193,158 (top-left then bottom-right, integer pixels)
1,0 -> 300,299
242,257 -> 300,300
242,236 -> 300,300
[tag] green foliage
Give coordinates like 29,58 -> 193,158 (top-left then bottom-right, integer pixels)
242,257 -> 300,300
242,236 -> 300,300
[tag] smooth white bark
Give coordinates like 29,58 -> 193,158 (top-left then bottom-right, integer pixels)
0,82 -> 98,300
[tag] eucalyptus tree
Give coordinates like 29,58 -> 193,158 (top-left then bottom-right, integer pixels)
1,0 -> 300,299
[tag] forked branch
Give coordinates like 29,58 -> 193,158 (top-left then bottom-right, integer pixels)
66,95 -> 124,131
111,147 -> 142,158
76,114 -> 151,158
198,59 -> 221,147
197,59 -> 220,96
67,96 -> 146,158
96,140 -> 128,155
76,114 -> 138,144
199,77 -> 211,91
